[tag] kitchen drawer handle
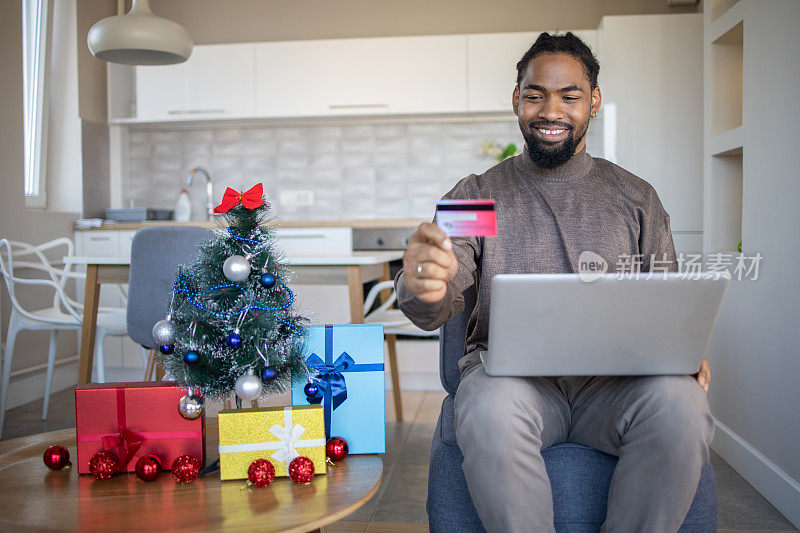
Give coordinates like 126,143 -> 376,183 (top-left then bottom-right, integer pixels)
88,236 -> 112,241
328,104 -> 389,110
167,109 -> 226,115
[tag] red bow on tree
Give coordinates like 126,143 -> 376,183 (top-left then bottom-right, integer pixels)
213,184 -> 266,213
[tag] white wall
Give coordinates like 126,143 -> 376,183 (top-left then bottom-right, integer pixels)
598,14 -> 703,241
704,1 -> 800,526
0,1 -> 80,411
46,0 -> 82,213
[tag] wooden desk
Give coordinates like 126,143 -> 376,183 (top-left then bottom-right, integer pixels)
65,252 -> 403,386
0,420 -> 382,532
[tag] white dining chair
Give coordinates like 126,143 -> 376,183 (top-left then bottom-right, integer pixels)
362,280 -> 439,422
0,238 -> 128,438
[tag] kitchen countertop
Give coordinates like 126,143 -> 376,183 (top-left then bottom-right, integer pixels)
64,250 -> 405,266
74,219 -> 427,231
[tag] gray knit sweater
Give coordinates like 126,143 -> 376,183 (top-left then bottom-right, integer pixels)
395,148 -> 678,376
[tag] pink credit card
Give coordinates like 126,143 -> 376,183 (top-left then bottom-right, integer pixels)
435,199 -> 497,237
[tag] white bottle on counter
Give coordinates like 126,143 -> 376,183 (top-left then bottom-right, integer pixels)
174,189 -> 192,222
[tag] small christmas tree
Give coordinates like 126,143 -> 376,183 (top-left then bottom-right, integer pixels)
153,184 -> 309,405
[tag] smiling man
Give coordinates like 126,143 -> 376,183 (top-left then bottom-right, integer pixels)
395,33 -> 713,532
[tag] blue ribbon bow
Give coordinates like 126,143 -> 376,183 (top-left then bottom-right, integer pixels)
305,351 -> 356,411
306,325 -> 384,439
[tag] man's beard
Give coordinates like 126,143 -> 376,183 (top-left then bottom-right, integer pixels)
521,119 -> 588,168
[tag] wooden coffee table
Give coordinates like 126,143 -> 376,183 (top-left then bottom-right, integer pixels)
0,419 -> 382,532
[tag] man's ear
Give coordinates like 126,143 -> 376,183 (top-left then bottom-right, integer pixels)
512,86 -> 520,117
591,86 -> 601,117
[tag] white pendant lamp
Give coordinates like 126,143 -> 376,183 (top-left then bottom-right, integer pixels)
87,0 -> 193,65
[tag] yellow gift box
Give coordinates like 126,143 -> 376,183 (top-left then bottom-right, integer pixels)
218,405 -> 327,480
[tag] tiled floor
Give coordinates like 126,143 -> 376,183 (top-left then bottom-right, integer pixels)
1,388 -> 796,532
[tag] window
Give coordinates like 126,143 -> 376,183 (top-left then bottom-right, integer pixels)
22,0 -> 51,207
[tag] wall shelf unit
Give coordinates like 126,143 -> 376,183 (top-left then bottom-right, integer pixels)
704,0 -> 743,254
709,18 -> 743,136
711,126 -> 743,157
703,1 -> 800,529
707,151 -> 743,253
707,0 -> 740,23
708,0 -> 743,40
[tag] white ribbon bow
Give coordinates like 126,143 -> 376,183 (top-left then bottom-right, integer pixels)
218,407 -> 325,467
269,407 -> 313,463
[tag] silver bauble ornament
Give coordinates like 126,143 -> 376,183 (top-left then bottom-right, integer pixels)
152,319 -> 177,346
234,368 -> 262,401
223,255 -> 251,282
178,394 -> 205,420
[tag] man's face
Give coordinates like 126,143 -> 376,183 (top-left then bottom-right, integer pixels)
513,53 -> 601,168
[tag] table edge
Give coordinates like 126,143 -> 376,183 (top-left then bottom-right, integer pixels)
0,428 -> 385,533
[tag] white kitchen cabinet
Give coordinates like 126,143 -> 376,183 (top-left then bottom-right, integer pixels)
74,230 -> 136,257
255,35 -> 467,117
597,14 -> 702,233
274,228 -> 352,255
136,44 -> 256,121
135,61 -> 185,121
467,30 -> 598,113
77,230 -> 119,257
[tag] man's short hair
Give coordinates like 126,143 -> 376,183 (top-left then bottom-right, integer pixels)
516,32 -> 600,90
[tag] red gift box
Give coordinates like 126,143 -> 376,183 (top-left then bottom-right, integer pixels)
75,382 -> 205,475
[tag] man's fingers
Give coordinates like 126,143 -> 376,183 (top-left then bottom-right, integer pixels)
408,276 -> 447,294
696,357 -> 710,393
410,222 -> 453,251
414,287 -> 448,303
409,242 -> 455,271
414,261 -> 449,280
402,222 -> 458,302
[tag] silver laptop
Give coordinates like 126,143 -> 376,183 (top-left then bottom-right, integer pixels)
480,272 -> 730,376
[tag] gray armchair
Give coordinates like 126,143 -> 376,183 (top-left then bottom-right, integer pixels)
426,287 -> 718,532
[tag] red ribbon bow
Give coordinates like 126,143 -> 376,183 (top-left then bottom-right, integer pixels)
101,429 -> 144,465
213,183 -> 265,213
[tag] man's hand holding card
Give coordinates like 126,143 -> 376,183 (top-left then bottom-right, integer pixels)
403,200 -> 496,304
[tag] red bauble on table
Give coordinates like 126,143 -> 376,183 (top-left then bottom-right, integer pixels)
326,436 -> 349,462
89,450 -> 120,479
288,456 -> 315,484
135,454 -> 162,482
247,458 -> 276,487
43,445 -> 71,470
171,454 -> 201,484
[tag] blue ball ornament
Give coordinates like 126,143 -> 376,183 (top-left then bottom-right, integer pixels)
225,332 -> 242,349
260,365 -> 277,381
259,272 -> 276,289
159,344 -> 174,355
304,382 -> 322,404
183,350 -> 200,366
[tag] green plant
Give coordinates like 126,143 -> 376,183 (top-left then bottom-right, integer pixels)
478,140 -> 521,162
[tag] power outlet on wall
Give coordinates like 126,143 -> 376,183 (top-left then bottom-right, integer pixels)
279,190 -> 315,207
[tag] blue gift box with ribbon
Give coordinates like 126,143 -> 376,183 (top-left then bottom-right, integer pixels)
292,324 -> 385,454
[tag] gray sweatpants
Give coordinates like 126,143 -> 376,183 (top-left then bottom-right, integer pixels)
454,366 -> 714,533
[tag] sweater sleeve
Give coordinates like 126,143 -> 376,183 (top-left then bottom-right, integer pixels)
639,187 -> 678,272
394,176 -> 481,330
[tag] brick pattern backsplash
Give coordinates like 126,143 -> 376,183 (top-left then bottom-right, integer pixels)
126,118 -> 603,221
